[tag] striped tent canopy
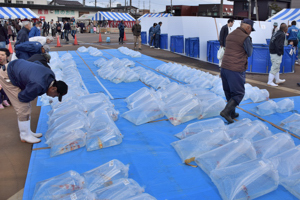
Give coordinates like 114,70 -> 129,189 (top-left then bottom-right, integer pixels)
92,12 -> 135,21
267,8 -> 300,22
138,13 -> 172,20
0,7 -> 38,19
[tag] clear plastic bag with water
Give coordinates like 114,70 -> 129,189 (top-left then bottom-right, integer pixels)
127,193 -> 157,200
78,93 -> 112,111
122,101 -> 164,125
250,87 -> 269,103
253,132 -> 295,159
94,58 -> 107,68
55,189 -> 96,200
81,159 -> 129,192
225,118 -> 252,130
210,159 -> 279,200
281,171 -> 300,199
33,170 -> 85,200
171,129 -> 231,163
125,87 -> 151,105
175,118 -> 225,139
89,105 -> 119,122
276,98 -> 294,113
121,58 -> 135,67
60,53 -> 73,61
94,178 -> 144,200
199,97 -> 226,119
90,49 -> 103,56
77,46 -> 88,52
123,71 -> 140,83
251,100 -> 278,116
195,139 -> 256,175
280,113 -> 300,136
47,129 -> 86,157
269,145 -> 300,180
127,93 -> 157,110
48,100 -> 88,120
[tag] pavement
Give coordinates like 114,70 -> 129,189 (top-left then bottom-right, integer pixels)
1,32 -> 300,200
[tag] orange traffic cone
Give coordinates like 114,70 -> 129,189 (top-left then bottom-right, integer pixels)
73,34 -> 79,45
8,39 -> 13,54
55,36 -> 62,47
124,32 -> 127,41
98,32 -> 102,43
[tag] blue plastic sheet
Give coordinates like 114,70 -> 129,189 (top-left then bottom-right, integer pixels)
186,37 -> 200,58
160,34 -> 168,49
206,40 -> 220,64
141,31 -> 147,44
170,35 -> 184,54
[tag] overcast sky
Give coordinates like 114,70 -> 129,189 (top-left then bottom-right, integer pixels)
79,0 -> 233,13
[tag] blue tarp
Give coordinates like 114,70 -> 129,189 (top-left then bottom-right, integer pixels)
207,40 -> 220,64
185,37 -> 200,58
25,49 -> 299,200
170,35 -> 184,54
141,31 -> 147,44
160,34 -> 168,49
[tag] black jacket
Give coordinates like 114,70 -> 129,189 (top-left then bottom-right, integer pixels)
63,23 -> 71,31
0,24 -> 8,42
27,54 -> 50,68
219,24 -> 229,47
269,30 -> 285,56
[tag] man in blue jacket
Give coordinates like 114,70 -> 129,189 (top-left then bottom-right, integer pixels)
15,41 -> 50,60
287,21 -> 299,47
0,50 -> 68,143
149,23 -> 157,48
118,20 -> 125,45
15,21 -> 31,46
29,21 -> 42,38
153,22 -> 162,49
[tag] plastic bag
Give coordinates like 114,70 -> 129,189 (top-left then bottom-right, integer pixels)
89,105 -> 119,122
121,58 -> 135,67
127,92 -> 156,110
199,97 -> 226,119
122,101 -> 164,125
77,46 -> 88,52
280,113 -> 300,136
47,129 -> 86,157
195,139 -> 256,174
175,118 -> 225,139
127,193 -> 157,200
82,159 -> 129,192
251,100 -> 278,116
118,47 -> 142,57
171,129 -> 231,163
48,100 -> 88,120
269,145 -> 300,180
78,93 -> 112,111
226,118 -> 252,130
250,87 -> 269,103
57,189 -> 96,200
60,53 -> 73,61
125,87 -> 151,105
253,132 -> 295,159
94,58 -> 107,68
123,71 -> 140,83
33,170 -> 85,200
210,159 -> 279,200
281,171 -> 300,199
276,98 -> 294,113
94,178 -> 144,200
88,109 -> 121,134
217,47 -> 224,60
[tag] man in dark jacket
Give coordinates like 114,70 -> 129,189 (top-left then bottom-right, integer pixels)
268,23 -> 288,87
15,41 -> 50,60
118,20 -> 125,44
220,19 -> 254,124
0,23 -> 8,48
219,19 -> 234,48
27,53 -> 51,68
0,53 -> 68,144
154,22 -> 162,49
63,21 -> 71,43
15,21 -> 31,46
132,20 -> 142,50
149,23 -> 157,48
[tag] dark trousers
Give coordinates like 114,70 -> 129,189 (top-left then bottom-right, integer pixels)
51,29 -> 56,37
65,30 -> 69,41
150,35 -> 155,46
119,30 -> 124,43
9,34 -> 15,41
71,30 -> 76,38
154,34 -> 160,48
0,89 -> 8,103
221,68 -> 245,105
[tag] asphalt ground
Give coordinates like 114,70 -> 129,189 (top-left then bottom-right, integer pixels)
1,32 -> 300,200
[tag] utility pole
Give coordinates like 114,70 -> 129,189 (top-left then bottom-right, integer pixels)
138,0 -> 140,10
248,0 -> 252,19
110,0 -> 112,11
255,0 -> 259,21
149,0 -> 151,13
171,0 -> 172,14
83,0 -> 85,6
130,0 -> 132,14
125,0 -> 126,12
220,0 -> 223,18
95,0 -> 96,7
143,1 -> 145,10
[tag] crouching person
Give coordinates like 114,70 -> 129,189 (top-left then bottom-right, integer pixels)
0,49 -> 68,143
15,41 -> 50,60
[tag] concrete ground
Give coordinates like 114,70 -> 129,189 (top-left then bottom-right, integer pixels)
1,32 -> 300,200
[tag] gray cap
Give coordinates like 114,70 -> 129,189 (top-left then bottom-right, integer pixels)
274,22 -> 278,26
43,45 -> 50,53
43,53 -> 51,61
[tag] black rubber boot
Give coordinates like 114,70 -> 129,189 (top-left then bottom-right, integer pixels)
231,108 -> 239,119
220,99 -> 238,124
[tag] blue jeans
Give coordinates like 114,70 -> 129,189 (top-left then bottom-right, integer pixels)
65,30 -> 69,41
0,41 -> 6,48
71,30 -> 76,38
0,89 -> 8,103
154,34 -> 160,48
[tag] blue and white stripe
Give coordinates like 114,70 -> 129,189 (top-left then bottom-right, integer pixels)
267,9 -> 300,22
139,13 -> 172,20
92,12 -> 135,21
0,7 -> 38,19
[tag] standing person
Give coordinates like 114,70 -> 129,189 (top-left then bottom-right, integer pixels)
50,20 -> 56,37
287,21 -> 299,47
118,20 -> 125,45
29,21 -> 42,38
63,21 -> 71,43
268,23 -> 288,87
56,21 -> 61,38
272,22 -> 279,36
13,20 -> 21,34
149,23 -> 157,48
154,22 -> 162,49
7,22 -> 15,42
3,21 -> 8,33
220,19 -> 255,124
0,49 -> 68,143
132,20 -> 142,50
70,21 -> 77,39
0,84 -> 11,109
15,21 -> 31,46
0,23 -> 8,48
60,21 -> 64,39
219,19 -> 235,66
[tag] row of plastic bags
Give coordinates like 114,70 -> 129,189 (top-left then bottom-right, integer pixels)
33,159 -> 157,200
118,47 -> 142,57
171,117 -> 300,200
156,62 -> 270,103
94,57 -> 135,68
77,46 -> 103,56
251,98 -> 295,116
280,113 -> 300,137
122,83 -> 226,126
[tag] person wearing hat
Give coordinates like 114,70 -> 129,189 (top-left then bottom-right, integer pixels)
272,22 -> 279,36
0,48 -> 68,143
220,18 -> 254,124
118,20 -> 125,45
29,36 -> 54,46
27,53 -> 51,68
287,21 -> 299,47
14,41 -> 50,60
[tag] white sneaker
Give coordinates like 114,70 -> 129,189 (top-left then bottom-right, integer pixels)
18,120 -> 41,143
267,73 -> 278,87
275,72 -> 285,84
155,47 -> 160,49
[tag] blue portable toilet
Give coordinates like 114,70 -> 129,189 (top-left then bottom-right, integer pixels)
279,46 -> 296,73
106,37 -> 111,43
207,40 -> 220,64
141,32 -> 147,44
251,45 -> 271,73
170,35 -> 176,52
160,34 -> 168,49
185,38 -> 190,56
189,37 -> 200,58
175,35 -> 184,54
